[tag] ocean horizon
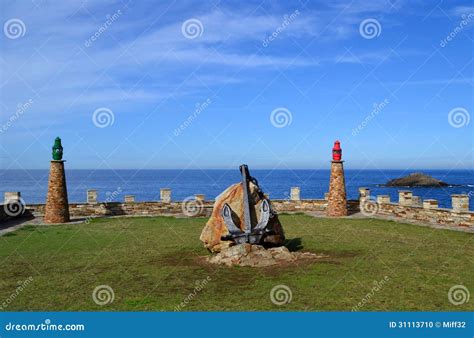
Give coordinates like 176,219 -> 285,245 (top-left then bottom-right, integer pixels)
1,169 -> 472,209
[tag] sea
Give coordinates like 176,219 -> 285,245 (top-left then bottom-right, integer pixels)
1,169 -> 473,210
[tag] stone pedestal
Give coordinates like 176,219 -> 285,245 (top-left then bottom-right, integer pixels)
399,191 -> 413,206
452,194 -> 469,212
326,161 -> 347,217
44,160 -> 70,223
359,188 -> 370,204
160,188 -> 171,203
290,187 -> 301,201
87,189 -> 97,204
124,195 -> 135,203
4,192 -> 21,203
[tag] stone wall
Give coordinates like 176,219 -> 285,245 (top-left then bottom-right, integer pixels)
374,202 -> 473,227
360,189 -> 473,228
24,199 -> 360,219
3,188 -> 473,229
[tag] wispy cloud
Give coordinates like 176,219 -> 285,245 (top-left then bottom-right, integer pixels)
450,5 -> 474,17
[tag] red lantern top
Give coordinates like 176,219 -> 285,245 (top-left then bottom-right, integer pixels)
332,140 -> 342,161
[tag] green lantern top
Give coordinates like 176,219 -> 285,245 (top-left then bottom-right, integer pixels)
52,137 -> 63,160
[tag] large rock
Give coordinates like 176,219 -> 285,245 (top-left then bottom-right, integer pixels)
199,181 -> 285,252
383,173 -> 450,187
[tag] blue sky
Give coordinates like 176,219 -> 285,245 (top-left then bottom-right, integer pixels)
0,0 -> 473,170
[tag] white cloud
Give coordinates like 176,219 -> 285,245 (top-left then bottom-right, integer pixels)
0,0 -> 406,127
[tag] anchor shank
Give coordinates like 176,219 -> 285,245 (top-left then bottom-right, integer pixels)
240,164 -> 252,235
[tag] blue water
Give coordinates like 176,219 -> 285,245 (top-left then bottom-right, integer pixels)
0,169 -> 473,210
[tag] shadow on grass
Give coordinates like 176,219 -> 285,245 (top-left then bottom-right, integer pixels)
0,210 -> 35,231
284,237 -> 303,252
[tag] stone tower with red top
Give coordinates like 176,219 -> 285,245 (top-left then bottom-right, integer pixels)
326,140 -> 347,217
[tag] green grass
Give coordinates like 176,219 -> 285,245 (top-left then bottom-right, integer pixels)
0,214 -> 472,311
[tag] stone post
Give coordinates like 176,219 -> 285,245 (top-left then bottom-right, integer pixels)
399,191 -> 413,206
423,199 -> 438,209
3,192 -> 25,217
160,188 -> 171,203
44,160 -> 70,223
124,195 -> 135,203
376,195 -> 390,204
324,192 -> 329,201
87,189 -> 97,204
290,187 -> 301,201
4,192 -> 21,203
195,194 -> 205,201
452,194 -> 469,212
359,188 -> 370,204
327,161 -> 347,217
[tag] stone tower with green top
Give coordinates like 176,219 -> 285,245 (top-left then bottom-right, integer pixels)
44,137 -> 70,223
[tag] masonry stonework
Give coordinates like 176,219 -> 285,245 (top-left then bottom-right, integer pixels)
87,189 -> 98,204
44,160 -> 70,224
18,191 -> 473,230
124,195 -> 135,203
290,187 -> 301,201
326,160 -> 347,217
4,192 -> 21,203
452,194 -> 469,213
359,188 -> 370,204
160,188 -> 171,203
399,191 -> 413,206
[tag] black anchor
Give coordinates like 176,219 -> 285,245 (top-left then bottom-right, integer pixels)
221,164 -> 272,244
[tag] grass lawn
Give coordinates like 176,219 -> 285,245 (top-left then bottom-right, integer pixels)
0,214 -> 472,311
